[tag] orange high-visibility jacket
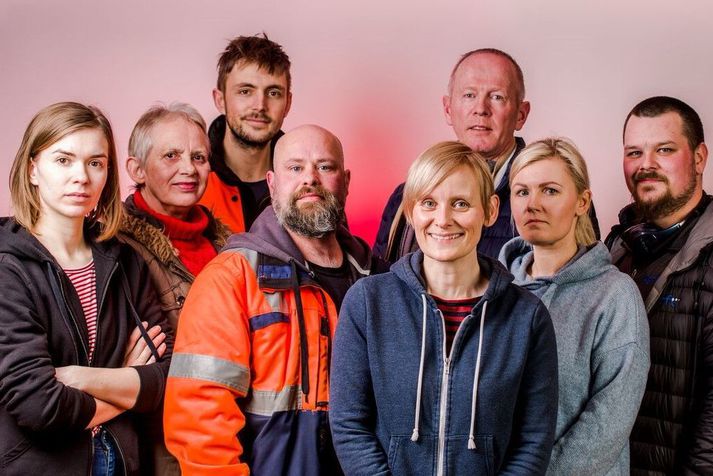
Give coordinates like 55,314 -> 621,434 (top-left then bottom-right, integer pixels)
164,207 -> 378,475
199,172 -> 246,233
199,116 -> 283,234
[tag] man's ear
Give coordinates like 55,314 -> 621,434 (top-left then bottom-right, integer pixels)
266,170 -> 276,198
695,142 -> 708,175
344,169 -> 351,198
125,156 -> 146,185
213,88 -> 226,115
284,91 -> 292,118
442,95 -> 454,127
514,100 -> 531,131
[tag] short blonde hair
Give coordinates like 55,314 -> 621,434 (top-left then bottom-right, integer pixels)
509,137 -> 596,246
9,102 -> 122,241
403,141 -> 495,222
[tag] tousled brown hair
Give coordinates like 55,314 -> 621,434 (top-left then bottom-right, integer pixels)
216,33 -> 291,92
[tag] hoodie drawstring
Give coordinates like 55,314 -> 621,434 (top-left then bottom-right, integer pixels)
290,260 -> 310,401
468,300 -> 487,450
119,263 -> 160,361
411,294 -> 429,442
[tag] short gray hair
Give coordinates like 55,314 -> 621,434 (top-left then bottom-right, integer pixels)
128,102 -> 208,166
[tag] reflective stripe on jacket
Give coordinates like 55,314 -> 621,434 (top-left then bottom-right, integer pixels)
164,207 -> 379,475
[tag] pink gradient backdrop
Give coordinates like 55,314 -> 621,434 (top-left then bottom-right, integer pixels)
2,0 -> 712,242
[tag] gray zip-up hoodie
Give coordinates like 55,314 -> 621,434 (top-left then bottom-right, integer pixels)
499,238 -> 650,476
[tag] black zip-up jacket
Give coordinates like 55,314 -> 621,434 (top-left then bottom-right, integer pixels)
0,218 -> 173,475
607,196 -> 713,475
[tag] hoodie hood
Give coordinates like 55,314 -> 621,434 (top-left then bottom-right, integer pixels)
391,250 -> 516,303
0,217 -> 55,263
224,206 -> 376,276
499,236 -> 615,307
0,217 -> 122,272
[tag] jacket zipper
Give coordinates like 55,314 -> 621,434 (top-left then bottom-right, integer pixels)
92,262 -> 118,365
316,290 -> 331,407
436,308 -> 471,476
104,426 -> 128,476
56,269 -> 90,363
96,262 -> 118,325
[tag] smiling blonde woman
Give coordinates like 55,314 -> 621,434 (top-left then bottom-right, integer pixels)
331,141 -> 559,476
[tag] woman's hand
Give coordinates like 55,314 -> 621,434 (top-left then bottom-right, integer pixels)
123,321 -> 167,366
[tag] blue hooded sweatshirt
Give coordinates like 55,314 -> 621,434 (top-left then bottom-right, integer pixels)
330,251 -> 559,476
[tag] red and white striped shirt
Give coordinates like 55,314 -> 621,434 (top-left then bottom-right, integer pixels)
65,260 -> 98,362
432,295 -> 480,355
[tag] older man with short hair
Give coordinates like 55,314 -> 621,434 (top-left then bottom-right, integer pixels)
374,48 -> 599,261
164,125 -> 385,475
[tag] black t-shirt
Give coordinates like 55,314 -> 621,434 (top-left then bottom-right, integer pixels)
239,179 -> 270,230
307,259 -> 354,312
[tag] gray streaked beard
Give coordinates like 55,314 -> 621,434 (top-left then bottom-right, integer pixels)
273,186 -> 344,238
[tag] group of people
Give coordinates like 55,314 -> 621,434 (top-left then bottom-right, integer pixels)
0,33 -> 710,476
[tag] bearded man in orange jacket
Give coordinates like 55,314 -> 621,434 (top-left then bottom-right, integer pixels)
164,124 -> 386,475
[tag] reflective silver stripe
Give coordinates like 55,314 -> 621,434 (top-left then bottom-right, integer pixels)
234,248 -> 285,313
244,385 -> 302,416
263,291 -> 283,313
169,353 -> 250,394
236,248 -> 260,273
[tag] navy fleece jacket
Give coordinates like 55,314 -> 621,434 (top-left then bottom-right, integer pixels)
330,251 -> 558,476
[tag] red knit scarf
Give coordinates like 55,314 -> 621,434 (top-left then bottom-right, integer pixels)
133,191 -> 217,276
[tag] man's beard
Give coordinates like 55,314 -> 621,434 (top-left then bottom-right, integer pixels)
226,113 -> 278,149
274,186 -> 344,238
633,167 -> 697,221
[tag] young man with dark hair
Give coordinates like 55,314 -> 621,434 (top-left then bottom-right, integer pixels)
606,96 -> 713,474
200,33 -> 292,232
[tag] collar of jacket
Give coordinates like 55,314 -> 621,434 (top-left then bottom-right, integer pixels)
0,216 -> 120,267
493,136 -> 526,193
224,206 -> 375,290
0,217 -> 123,343
120,195 -> 230,267
610,194 -> 713,310
391,249 -> 515,304
208,115 -> 284,187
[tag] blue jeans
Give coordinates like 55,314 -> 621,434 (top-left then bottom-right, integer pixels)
92,428 -> 120,476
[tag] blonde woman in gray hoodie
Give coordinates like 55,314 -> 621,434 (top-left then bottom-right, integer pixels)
498,138 -> 650,476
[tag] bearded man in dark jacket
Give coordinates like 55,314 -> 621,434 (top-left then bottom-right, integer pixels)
606,96 -> 713,475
